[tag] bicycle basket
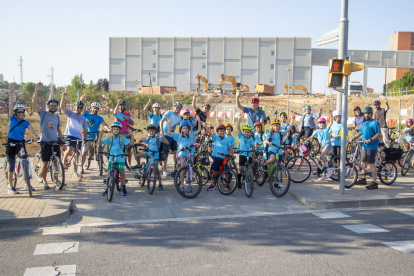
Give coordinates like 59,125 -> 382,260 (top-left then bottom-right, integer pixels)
299,144 -> 308,154
381,148 -> 403,161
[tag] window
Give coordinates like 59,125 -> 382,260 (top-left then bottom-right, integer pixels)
202,50 -> 206,56
271,64 -> 275,69
270,78 -> 274,84
153,50 -> 156,55
152,63 -> 156,69
153,77 -> 156,82
202,63 -> 206,69
271,50 -> 275,56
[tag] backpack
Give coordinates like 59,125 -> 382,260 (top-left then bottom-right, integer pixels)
157,137 -> 169,161
107,136 -> 127,156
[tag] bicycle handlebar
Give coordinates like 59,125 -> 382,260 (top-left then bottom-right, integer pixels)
98,152 -> 129,158
3,139 -> 33,147
179,143 -> 199,152
127,126 -> 142,132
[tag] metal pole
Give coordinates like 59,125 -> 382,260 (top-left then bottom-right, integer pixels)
339,0 -> 349,194
287,70 -> 290,117
332,98 -> 334,114
399,99 -> 401,132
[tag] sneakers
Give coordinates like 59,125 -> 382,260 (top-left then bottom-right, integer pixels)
8,187 -> 19,194
24,185 -> 35,191
43,183 -> 50,189
121,185 -> 128,196
158,184 -> 164,191
206,185 -> 215,191
162,171 -> 170,177
187,186 -> 193,193
326,168 -> 332,178
261,165 -> 268,172
102,189 -> 108,196
131,165 -> 142,170
365,182 -> 378,190
179,187 -> 185,193
318,175 -> 328,181
355,178 -> 367,185
224,184 -> 231,191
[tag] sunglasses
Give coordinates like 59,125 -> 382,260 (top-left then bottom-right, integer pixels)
16,111 -> 25,114
77,106 -> 84,109
175,106 -> 182,109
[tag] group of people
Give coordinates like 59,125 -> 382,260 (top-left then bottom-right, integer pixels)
5,83 -> 414,196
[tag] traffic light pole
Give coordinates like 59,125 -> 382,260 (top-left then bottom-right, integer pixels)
338,0 -> 349,194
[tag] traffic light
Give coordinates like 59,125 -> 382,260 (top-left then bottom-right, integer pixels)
343,60 -> 364,76
328,58 -> 344,87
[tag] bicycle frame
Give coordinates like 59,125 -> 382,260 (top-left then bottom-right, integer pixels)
350,142 -> 381,173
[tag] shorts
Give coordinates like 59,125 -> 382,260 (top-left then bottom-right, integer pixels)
108,161 -> 125,172
120,132 -> 131,139
141,152 -> 159,167
65,135 -> 82,148
212,157 -> 225,172
41,143 -> 61,162
322,143 -> 333,151
82,141 -> 92,152
7,154 -> 16,172
239,156 -> 252,167
5,138 -> 22,156
268,151 -> 283,159
361,149 -> 377,164
165,135 -> 178,152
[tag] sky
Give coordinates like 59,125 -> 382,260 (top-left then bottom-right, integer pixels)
0,0 -> 412,93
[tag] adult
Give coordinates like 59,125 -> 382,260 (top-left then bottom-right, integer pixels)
349,106 -> 365,132
291,105 -> 322,142
373,99 -> 390,147
159,102 -> 183,176
6,84 -> 39,194
143,98 -> 163,130
236,92 -> 266,128
60,90 -> 88,174
32,82 -> 64,189
113,99 -> 135,166
350,106 -> 382,190
192,94 -> 210,131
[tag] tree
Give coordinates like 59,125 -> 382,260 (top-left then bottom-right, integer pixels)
386,71 -> 414,91
21,82 -> 48,105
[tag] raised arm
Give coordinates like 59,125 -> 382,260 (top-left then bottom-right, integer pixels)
101,121 -> 110,132
327,110 -> 333,129
192,94 -> 198,112
237,115 -> 242,133
32,82 -> 42,113
384,98 -> 389,112
79,94 -> 87,115
316,107 -> 322,119
60,89 -> 68,113
113,99 -> 121,115
8,83 -> 15,117
195,115 -> 201,135
290,110 -> 301,116
144,99 -> 152,115
166,117 -> 173,136
236,91 -> 244,112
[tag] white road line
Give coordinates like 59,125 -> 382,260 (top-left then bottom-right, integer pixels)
42,227 -> 81,235
382,240 -> 414,253
313,211 -> 350,219
33,242 -> 79,255
394,208 -> 414,217
342,224 -> 389,234
24,264 -> 76,276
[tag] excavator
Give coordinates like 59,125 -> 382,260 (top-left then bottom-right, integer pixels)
217,74 -> 249,94
195,74 -> 214,93
284,84 -> 308,96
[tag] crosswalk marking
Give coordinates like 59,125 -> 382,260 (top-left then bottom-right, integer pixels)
24,264 -> 76,276
394,208 -> 414,217
33,242 -> 79,255
382,241 -> 414,253
342,224 -> 389,234
313,211 -> 350,219
42,227 -> 81,235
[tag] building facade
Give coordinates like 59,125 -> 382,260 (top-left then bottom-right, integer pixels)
386,32 -> 414,82
109,37 -> 312,95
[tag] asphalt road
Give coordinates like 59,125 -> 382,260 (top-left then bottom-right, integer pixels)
1,207 -> 414,275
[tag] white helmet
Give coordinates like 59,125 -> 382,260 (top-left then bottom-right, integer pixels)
333,110 -> 342,117
91,102 -> 101,108
152,103 -> 161,108
14,104 -> 26,111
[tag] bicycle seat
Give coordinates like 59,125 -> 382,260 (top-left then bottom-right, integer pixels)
379,142 -> 385,147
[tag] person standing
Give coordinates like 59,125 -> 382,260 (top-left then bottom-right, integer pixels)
349,106 -> 365,132
373,99 -> 390,147
291,105 -> 322,142
143,99 -> 163,131
192,94 -> 211,131
236,91 -> 266,128
113,99 -> 135,166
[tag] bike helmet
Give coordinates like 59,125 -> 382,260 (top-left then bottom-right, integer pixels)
202,103 -> 211,109
254,121 -> 262,127
242,124 -> 253,132
216,124 -> 226,132
147,124 -> 158,131
173,102 -> 183,107
182,109 -> 191,114
353,106 -> 361,111
47,98 -> 59,105
111,121 -> 122,129
333,110 -> 342,117
74,100 -> 85,107
363,106 -> 374,114
152,103 -> 161,108
179,121 -> 191,132
407,118 -> 414,124
317,117 -> 326,123
251,98 -> 259,104
13,104 -> 26,111
224,123 -> 233,131
373,100 -> 381,106
304,105 -> 311,111
270,119 -> 280,125
119,100 -> 127,106
91,102 -> 100,108
280,111 -> 288,118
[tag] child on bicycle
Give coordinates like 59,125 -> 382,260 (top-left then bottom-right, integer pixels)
98,122 -> 134,196
237,117 -> 256,187
135,124 -> 169,191
225,122 -> 238,184
262,119 -> 288,171
205,124 -> 234,191
253,122 -> 265,148
306,117 -> 333,181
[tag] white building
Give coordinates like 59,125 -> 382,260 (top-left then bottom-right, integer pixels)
109,37 -> 312,94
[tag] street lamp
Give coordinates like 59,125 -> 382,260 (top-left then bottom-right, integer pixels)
287,68 -> 290,117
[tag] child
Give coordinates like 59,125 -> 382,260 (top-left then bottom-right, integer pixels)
237,117 -> 255,188
205,124 -> 234,191
263,119 -> 285,172
253,122 -> 265,148
291,125 -> 297,148
329,110 -> 348,156
135,124 -> 169,191
182,109 -> 196,131
280,112 -> 292,145
99,122 -> 134,196
225,122 -> 238,183
143,99 -> 163,132
306,117 -> 333,181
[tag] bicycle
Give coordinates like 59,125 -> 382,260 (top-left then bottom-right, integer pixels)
389,131 -> 410,167
173,144 -> 203,199
234,150 -> 255,198
84,131 -> 106,176
3,139 -> 34,197
130,144 -> 158,195
297,135 -> 321,156
252,147 -> 266,186
34,141 -> 65,190
100,152 -> 129,202
125,126 -> 142,173
401,145 -> 414,176
345,141 -> 398,188
62,137 -> 93,180
215,153 -> 238,196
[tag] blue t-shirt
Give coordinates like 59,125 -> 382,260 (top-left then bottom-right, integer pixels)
237,133 -> 255,157
359,119 -> 381,150
330,121 -> 348,147
8,115 -> 30,141
404,127 -> 414,143
148,112 -> 163,127
243,107 -> 266,127
313,126 -> 331,146
281,122 -> 290,144
83,111 -> 104,139
145,136 -> 160,160
101,136 -> 130,163
212,134 -> 231,159
266,131 -> 283,155
291,133 -> 297,145
226,134 -> 236,148
163,111 -> 182,138
173,133 -> 195,157
254,132 -> 264,145
354,115 -> 366,131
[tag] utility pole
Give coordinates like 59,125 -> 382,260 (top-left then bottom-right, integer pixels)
47,67 -> 54,99
17,56 -> 23,86
339,0 -> 349,194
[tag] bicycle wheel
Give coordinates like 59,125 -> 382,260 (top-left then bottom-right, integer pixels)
4,158 -> 17,188
107,171 -> 115,202
98,145 -> 104,176
198,165 -> 210,186
344,163 -> 358,189
244,165 -> 254,198
85,146 -> 93,170
174,166 -> 203,199
75,150 -> 82,181
50,156 -> 65,190
401,150 -> 413,176
254,159 -> 266,186
399,151 -> 408,169
285,156 -> 311,183
138,162 -> 146,187
217,169 -> 237,195
310,139 -> 320,156
284,146 -> 296,161
21,159 -> 32,197
147,165 -> 157,195
328,156 -> 340,182
116,173 -> 122,191
378,161 -> 397,185
34,153 -> 43,183
269,165 -> 290,197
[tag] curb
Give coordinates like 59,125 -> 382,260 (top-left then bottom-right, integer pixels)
0,199 -> 73,228
289,192 -> 414,209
